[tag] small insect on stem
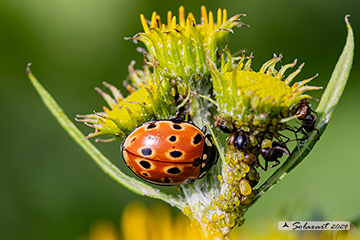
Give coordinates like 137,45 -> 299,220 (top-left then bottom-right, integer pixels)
294,99 -> 320,141
259,139 -> 290,171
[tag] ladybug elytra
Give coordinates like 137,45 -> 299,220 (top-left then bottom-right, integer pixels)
121,119 -> 218,185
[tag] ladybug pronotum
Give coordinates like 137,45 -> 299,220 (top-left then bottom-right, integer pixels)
121,119 -> 218,185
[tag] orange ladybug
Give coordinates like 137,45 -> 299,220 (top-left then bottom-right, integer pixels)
121,119 -> 218,185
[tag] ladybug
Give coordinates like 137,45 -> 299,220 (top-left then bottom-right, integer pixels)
121,119 -> 218,185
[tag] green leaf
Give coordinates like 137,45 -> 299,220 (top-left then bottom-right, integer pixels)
242,15 -> 354,212
27,64 -> 184,210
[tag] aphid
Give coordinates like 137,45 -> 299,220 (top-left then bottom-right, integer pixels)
233,131 -> 248,152
260,140 -> 290,171
295,99 -> 320,140
215,116 -> 236,134
226,131 -> 249,152
121,119 -> 218,185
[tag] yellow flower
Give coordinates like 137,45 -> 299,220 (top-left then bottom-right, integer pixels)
77,6 -> 247,140
210,53 -> 321,124
79,220 -> 118,240
76,63 -> 177,140
127,6 -> 246,85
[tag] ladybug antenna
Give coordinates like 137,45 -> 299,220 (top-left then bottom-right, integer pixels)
201,125 -> 207,134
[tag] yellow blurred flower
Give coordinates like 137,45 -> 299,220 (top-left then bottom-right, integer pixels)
78,203 -> 357,240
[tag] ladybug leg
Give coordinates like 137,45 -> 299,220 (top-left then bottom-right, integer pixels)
199,134 -> 219,178
201,125 -> 207,134
198,170 -> 207,179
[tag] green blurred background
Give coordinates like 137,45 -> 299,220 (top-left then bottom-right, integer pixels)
1,0 -> 359,239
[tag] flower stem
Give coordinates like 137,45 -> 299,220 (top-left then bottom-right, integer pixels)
27,64 -> 184,210
242,15 -> 354,213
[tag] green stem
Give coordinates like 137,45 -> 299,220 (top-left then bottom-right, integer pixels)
27,64 -> 184,210
242,15 -> 354,213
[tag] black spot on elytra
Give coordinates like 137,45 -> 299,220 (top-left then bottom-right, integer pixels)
147,122 -> 156,129
130,137 -> 136,143
193,157 -> 201,162
170,150 -> 182,158
192,163 -> 200,167
141,148 -> 152,156
167,167 -> 181,174
193,133 -> 202,145
168,135 -> 177,142
142,172 -> 149,177
163,177 -> 171,183
172,124 -> 182,130
140,160 -> 151,169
